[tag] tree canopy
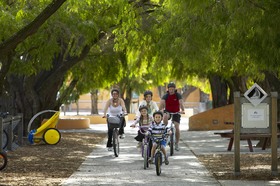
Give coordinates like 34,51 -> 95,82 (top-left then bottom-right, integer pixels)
1,0 -> 280,129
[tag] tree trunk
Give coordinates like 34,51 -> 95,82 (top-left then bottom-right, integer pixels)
228,76 -> 248,104
5,44 -> 91,136
257,71 -> 280,120
91,89 -> 99,115
124,88 -> 132,114
208,75 -> 228,108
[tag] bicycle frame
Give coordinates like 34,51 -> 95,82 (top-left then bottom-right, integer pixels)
138,126 -> 150,169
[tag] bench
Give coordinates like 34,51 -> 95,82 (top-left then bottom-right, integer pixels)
214,130 -> 280,152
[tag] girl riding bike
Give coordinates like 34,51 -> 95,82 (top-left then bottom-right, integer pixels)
130,105 -> 153,148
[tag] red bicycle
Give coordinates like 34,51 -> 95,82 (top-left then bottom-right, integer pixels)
0,151 -> 7,170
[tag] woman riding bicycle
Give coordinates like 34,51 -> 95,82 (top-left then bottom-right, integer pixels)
103,88 -> 127,151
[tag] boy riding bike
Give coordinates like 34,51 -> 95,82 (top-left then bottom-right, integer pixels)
146,111 -> 171,165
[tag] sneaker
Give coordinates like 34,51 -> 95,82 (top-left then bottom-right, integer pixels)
148,157 -> 154,164
107,147 -> 113,151
137,142 -> 142,148
120,134 -> 125,139
175,143 -> 179,151
165,157 -> 169,165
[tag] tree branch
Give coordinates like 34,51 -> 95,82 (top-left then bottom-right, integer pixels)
0,0 -> 67,55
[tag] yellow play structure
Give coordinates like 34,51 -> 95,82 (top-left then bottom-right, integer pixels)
28,110 -> 61,145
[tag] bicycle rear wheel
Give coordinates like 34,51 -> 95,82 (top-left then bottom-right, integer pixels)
143,144 -> 149,169
113,129 -> 119,157
0,151 -> 7,170
2,130 -> 8,150
169,127 -> 174,156
155,152 -> 162,176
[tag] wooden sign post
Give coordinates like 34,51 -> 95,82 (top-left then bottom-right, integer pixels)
234,83 -> 278,176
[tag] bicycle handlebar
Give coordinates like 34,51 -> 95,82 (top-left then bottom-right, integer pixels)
103,113 -> 128,118
137,125 -> 150,134
164,111 -> 181,115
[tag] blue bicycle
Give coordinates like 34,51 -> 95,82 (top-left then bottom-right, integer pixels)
150,133 -> 169,176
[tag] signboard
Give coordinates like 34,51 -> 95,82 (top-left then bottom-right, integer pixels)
241,103 -> 269,128
244,83 -> 267,107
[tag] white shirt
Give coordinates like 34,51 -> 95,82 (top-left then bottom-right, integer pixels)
136,100 -> 159,117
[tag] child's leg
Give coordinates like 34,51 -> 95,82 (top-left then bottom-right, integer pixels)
161,147 -> 167,158
151,143 -> 156,157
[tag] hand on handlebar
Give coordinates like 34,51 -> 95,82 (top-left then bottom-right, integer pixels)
180,111 -> 185,114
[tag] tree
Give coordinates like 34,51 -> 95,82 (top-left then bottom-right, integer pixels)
1,0 -> 132,133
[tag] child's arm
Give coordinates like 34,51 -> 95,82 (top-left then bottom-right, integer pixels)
130,118 -> 139,128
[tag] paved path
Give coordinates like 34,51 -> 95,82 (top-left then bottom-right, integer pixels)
61,118 -> 220,186
61,116 -> 280,186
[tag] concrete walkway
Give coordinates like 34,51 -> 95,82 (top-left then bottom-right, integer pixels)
60,117 -> 280,186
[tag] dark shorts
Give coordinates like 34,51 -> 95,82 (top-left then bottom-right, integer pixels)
169,113 -> 181,124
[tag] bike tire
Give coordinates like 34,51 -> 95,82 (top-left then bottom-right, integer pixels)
2,130 -> 8,150
170,128 -> 174,156
143,144 -> 149,169
155,152 -> 162,176
113,129 -> 119,157
0,151 -> 8,170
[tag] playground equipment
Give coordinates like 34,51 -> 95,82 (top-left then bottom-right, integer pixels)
28,110 -> 61,145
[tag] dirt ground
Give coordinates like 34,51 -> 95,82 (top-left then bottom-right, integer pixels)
1,132 -> 280,185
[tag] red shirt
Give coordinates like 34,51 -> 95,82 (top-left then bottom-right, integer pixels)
163,93 -> 181,112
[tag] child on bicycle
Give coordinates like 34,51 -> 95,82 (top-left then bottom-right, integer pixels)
130,105 -> 153,148
146,111 -> 171,165
135,90 -> 159,119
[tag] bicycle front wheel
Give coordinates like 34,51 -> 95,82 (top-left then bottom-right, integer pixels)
2,130 -> 8,150
143,144 -> 149,169
0,151 -> 8,170
113,129 -> 119,157
155,152 -> 162,176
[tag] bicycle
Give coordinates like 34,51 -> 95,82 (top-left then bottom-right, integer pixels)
136,125 -> 151,169
106,114 -> 126,157
150,133 -> 169,176
0,151 -> 7,171
165,112 -> 181,156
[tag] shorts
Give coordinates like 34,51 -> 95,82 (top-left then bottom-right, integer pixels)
152,139 -> 167,147
168,113 -> 181,124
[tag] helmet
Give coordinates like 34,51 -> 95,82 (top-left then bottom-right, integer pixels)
139,105 -> 148,112
144,90 -> 153,97
168,82 -> 176,88
153,110 -> 163,118
111,88 -> 119,95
